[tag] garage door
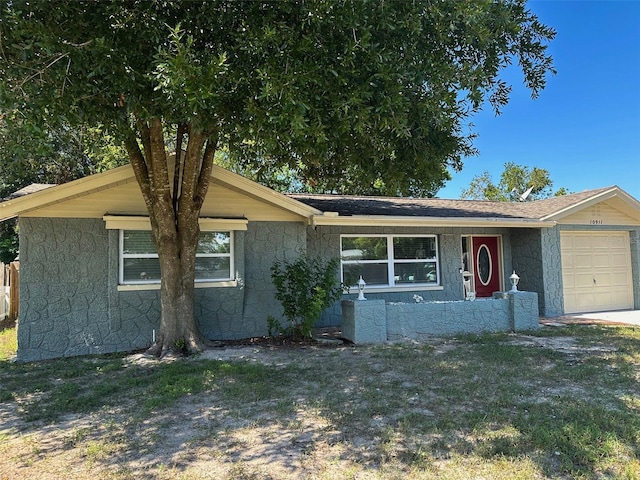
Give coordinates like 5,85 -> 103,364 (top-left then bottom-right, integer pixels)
561,231 -> 633,314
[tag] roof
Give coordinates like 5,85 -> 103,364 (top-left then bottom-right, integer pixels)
0,164 -> 321,222
2,165 -> 639,229
290,186 -> 640,227
3,183 -> 56,200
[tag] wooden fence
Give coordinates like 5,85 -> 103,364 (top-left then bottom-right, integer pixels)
0,262 -> 19,321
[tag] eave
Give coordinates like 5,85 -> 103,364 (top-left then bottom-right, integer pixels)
0,165 -> 135,221
311,215 -> 557,228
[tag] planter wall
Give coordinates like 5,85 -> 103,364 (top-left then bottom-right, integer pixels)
342,291 -> 538,344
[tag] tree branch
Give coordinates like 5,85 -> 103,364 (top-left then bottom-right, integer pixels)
124,132 -> 154,215
178,128 -> 207,214
194,129 -> 219,210
147,119 -> 173,222
173,123 -> 188,214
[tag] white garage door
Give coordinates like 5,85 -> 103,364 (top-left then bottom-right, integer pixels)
561,231 -> 634,314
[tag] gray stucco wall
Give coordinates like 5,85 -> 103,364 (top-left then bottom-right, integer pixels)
307,225 -> 515,326
17,218 -> 306,361
18,218 -> 112,361
511,228 -> 549,315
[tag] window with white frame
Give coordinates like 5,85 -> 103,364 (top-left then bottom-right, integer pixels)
119,230 -> 233,285
340,235 -> 439,288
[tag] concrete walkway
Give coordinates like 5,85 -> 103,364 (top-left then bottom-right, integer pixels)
542,310 -> 640,327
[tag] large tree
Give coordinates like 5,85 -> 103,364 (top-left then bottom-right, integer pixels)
0,1 -> 555,356
461,162 -> 568,201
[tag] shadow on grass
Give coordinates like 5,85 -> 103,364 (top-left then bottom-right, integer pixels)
0,325 -> 638,478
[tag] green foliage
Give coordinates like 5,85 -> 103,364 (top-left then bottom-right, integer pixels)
0,1 -> 556,197
460,161 -> 569,201
269,256 -> 343,339
0,111 -> 128,262
0,112 -> 128,199
0,220 -> 19,264
171,338 -> 189,356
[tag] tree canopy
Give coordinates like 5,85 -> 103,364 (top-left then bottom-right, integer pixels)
0,114 -> 127,262
0,1 -> 556,355
460,162 -> 569,201
2,1 -> 555,196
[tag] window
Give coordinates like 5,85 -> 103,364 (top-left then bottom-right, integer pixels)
341,235 -> 439,288
119,230 -> 233,285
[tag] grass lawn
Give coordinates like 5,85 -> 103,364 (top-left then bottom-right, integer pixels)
0,323 -> 638,479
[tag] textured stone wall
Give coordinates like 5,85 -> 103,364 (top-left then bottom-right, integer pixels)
234,221 -> 307,339
539,226 -> 564,316
18,218 -> 112,361
385,298 -> 511,340
307,225 -> 514,326
511,228 -> 546,314
341,299 -> 387,344
17,218 -> 306,361
342,291 -> 539,344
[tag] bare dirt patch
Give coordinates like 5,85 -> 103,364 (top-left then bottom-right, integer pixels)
1,328 -> 638,480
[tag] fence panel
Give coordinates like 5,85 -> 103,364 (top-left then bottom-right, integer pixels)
0,262 -> 19,321
9,262 -> 19,320
1,286 -> 8,320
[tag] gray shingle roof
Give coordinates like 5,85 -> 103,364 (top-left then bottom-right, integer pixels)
288,187 -> 617,220
3,184 -> 56,200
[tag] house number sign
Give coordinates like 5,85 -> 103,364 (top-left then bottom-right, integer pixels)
590,219 -> 604,225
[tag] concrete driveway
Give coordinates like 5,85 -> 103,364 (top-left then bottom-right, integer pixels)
553,310 -> 640,327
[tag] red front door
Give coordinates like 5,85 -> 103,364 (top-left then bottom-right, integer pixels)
472,236 -> 501,297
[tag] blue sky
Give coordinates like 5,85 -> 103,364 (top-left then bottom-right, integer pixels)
437,0 -> 640,201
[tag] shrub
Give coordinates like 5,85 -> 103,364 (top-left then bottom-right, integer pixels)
269,256 -> 343,339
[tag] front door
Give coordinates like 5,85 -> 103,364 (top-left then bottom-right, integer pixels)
472,236 -> 501,297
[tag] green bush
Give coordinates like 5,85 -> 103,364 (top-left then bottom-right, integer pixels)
269,256 -> 343,339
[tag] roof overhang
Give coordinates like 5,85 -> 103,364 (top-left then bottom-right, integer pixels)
541,187 -> 640,223
311,215 -> 557,228
0,163 -> 322,222
0,165 -> 136,221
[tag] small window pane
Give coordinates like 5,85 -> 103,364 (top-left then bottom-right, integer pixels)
394,262 -> 438,284
342,237 -> 388,261
197,232 -> 231,254
393,237 -> 436,260
343,263 -> 388,286
123,231 -> 155,255
195,257 -> 231,280
122,258 -> 161,282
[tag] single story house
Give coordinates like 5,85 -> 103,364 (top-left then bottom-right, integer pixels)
1,164 -> 639,361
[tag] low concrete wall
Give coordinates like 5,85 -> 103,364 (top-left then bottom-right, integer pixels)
342,291 -> 538,344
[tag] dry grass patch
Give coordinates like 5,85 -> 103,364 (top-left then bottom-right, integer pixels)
0,324 -> 639,479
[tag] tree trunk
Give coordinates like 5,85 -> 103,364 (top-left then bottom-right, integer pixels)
147,223 -> 204,356
125,118 -> 217,357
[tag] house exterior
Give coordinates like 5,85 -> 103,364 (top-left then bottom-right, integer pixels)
1,164 -> 639,361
